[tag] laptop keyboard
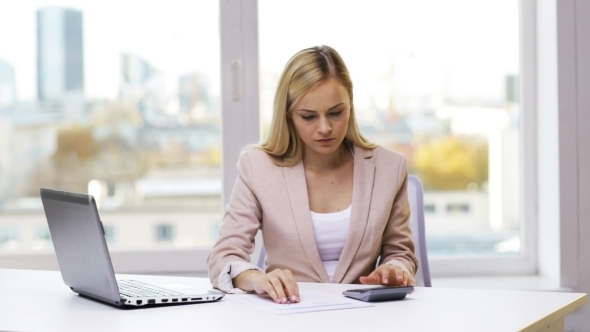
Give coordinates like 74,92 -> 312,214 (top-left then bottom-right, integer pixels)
118,280 -> 182,298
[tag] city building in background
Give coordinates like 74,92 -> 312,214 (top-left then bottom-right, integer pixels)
120,53 -> 155,88
36,7 -> 84,104
0,59 -> 16,109
0,104 -> 61,203
178,73 -> 217,123
119,52 -> 166,125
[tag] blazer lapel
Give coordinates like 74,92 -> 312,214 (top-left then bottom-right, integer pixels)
331,146 -> 375,283
283,160 -> 330,283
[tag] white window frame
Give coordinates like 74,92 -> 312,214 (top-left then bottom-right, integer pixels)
241,0 -> 540,277
0,0 -> 540,278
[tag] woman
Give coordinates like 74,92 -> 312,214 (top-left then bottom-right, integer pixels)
207,45 -> 417,304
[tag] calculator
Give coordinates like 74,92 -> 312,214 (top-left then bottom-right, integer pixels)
342,285 -> 414,302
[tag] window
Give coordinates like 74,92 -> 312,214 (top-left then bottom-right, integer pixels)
258,0 -> 531,275
103,225 -> 116,243
0,227 -> 18,249
0,1 -> 537,277
0,2 -> 222,262
33,225 -> 52,251
424,204 -> 436,213
155,224 -> 174,243
35,226 -> 51,240
446,204 -> 470,213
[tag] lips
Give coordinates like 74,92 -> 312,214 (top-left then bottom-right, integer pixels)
316,138 -> 334,145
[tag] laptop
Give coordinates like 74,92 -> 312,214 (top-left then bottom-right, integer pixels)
40,188 -> 224,307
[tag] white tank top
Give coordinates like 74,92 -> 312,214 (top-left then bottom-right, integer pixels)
310,205 -> 351,282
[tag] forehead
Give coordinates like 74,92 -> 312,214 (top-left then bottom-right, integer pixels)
295,79 -> 349,110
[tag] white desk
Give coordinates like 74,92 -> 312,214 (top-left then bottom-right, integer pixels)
0,269 -> 585,332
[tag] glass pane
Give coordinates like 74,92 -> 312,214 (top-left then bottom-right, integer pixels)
259,0 -> 521,257
0,1 -> 221,253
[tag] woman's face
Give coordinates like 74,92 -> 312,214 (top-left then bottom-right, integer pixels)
290,79 -> 351,158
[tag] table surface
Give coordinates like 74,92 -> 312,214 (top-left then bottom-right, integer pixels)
0,269 -> 586,332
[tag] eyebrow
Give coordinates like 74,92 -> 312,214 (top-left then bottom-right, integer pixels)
297,103 -> 344,113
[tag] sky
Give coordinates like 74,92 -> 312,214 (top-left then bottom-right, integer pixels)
259,0 -> 519,102
0,0 -> 519,102
0,0 -> 220,101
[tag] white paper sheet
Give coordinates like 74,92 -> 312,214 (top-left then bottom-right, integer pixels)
225,291 -> 373,314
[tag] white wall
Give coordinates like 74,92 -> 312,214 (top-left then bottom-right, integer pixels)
536,0 -> 590,329
574,0 -> 590,327
562,0 -> 590,329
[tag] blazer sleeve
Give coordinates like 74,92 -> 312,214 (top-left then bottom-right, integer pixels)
379,156 -> 419,275
207,151 -> 262,288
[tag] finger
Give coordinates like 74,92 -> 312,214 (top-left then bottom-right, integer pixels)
393,268 -> 404,286
404,271 -> 416,286
375,266 -> 395,285
383,267 -> 399,286
401,271 -> 409,286
278,270 -> 300,303
390,267 -> 405,286
359,271 -> 380,284
258,280 -> 281,303
269,276 -> 288,304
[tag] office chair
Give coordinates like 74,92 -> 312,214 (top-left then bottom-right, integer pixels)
256,174 -> 431,287
407,174 -> 431,287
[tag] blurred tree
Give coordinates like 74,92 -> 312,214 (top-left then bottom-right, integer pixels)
90,135 -> 149,183
48,102 -> 150,194
413,136 -> 488,190
52,124 -> 96,192
88,102 -> 149,186
91,101 -> 143,127
54,124 -> 96,161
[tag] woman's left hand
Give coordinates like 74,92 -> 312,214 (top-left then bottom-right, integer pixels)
359,264 -> 415,287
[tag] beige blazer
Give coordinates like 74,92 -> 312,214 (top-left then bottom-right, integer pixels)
207,145 -> 418,287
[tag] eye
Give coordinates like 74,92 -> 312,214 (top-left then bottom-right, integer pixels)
329,111 -> 343,116
302,115 -> 316,120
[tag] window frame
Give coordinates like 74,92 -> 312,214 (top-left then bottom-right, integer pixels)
0,0 -> 539,278
246,0 -> 539,277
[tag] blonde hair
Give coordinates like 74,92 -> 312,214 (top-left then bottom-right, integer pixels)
259,45 -> 377,166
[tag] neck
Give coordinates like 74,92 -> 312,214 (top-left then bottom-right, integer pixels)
303,143 -> 351,173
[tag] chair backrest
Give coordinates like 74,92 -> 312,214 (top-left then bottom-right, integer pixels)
256,244 -> 266,271
407,175 -> 431,287
256,174 -> 431,287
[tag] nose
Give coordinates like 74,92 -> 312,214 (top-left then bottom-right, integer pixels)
317,116 -> 332,134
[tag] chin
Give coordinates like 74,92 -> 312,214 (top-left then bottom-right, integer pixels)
313,145 -> 340,155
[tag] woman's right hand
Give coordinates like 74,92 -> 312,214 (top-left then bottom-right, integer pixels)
233,269 -> 300,304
